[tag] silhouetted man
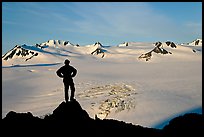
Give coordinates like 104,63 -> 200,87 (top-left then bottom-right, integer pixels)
56,59 -> 77,102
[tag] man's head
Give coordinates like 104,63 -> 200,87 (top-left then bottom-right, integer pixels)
64,59 -> 70,65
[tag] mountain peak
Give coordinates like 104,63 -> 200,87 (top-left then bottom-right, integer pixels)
118,42 -> 128,47
2,44 -> 39,61
44,100 -> 90,121
93,41 -> 103,47
38,40 -> 75,48
186,38 -> 202,46
138,41 -> 176,61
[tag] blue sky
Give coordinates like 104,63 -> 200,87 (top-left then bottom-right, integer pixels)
2,2 -> 202,54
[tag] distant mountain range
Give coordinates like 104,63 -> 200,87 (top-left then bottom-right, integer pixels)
2,40 -> 105,62
2,39 -> 202,65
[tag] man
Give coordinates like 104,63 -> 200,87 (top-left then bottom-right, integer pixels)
56,59 -> 77,102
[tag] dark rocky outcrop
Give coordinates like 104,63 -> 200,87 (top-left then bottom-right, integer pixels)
138,41 -> 175,61
91,48 -> 105,58
162,113 -> 203,137
2,45 -> 39,61
91,42 -> 105,58
64,41 -> 68,45
138,51 -> 152,61
195,40 -> 200,45
2,99 -> 203,136
165,41 -> 177,48
187,39 -> 202,46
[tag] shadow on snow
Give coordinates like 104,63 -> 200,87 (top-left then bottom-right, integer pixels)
2,63 -> 61,68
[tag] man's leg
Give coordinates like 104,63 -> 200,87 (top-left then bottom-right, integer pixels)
64,83 -> 69,102
70,82 -> 75,100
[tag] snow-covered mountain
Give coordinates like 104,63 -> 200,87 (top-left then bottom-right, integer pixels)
2,39 -> 202,66
76,42 -> 106,58
2,40 -> 107,63
186,38 -> 202,46
118,42 -> 129,47
36,40 -> 76,48
2,40 -> 76,62
180,39 -> 202,53
2,45 -> 39,61
138,41 -> 176,61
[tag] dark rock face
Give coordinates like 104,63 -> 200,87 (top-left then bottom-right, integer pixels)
138,51 -> 152,61
165,41 -> 177,48
2,99 -> 203,136
139,41 -> 176,61
91,48 -> 105,58
155,42 -> 162,48
91,42 -> 105,58
3,111 -> 40,121
188,39 -> 202,46
44,100 -> 90,122
94,42 -> 102,46
195,40 -> 200,45
153,46 -> 163,54
64,41 -> 68,45
123,42 -> 128,46
2,45 -> 39,61
162,113 -> 204,137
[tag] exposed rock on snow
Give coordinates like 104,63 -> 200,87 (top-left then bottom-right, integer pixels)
165,41 -> 177,48
138,41 -> 175,61
118,42 -> 128,47
90,42 -> 106,58
2,45 -> 39,61
77,84 -> 136,119
187,39 -> 202,46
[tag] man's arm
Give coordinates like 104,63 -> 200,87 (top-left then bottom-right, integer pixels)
71,67 -> 77,77
56,67 -> 64,78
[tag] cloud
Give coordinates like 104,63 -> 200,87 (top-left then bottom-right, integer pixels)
185,22 -> 202,30
183,22 -> 202,39
3,20 -> 18,25
59,2 -> 201,43
59,3 -> 178,39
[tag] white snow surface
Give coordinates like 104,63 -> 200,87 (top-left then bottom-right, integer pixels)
2,40 -> 202,129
